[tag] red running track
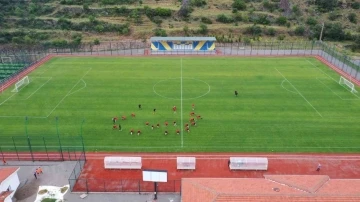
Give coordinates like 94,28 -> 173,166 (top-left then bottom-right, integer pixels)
72,153 -> 360,192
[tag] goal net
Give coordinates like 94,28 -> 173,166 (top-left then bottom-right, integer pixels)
339,76 -> 357,93
11,76 -> 30,93
1,57 -> 12,64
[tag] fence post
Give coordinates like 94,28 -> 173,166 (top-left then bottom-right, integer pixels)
12,137 -> 19,160
27,137 -> 34,162
0,146 -> 4,161
138,180 -> 141,194
81,135 -> 86,161
43,137 -> 49,160
110,42 -> 112,55
56,117 -> 64,161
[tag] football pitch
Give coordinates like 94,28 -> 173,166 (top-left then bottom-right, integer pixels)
0,56 -> 360,152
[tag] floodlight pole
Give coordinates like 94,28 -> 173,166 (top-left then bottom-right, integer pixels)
319,22 -> 325,41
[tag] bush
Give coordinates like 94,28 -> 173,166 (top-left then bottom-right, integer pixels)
294,26 -> 305,36
216,14 -> 234,23
266,27 -> 276,36
315,0 -> 338,11
154,28 -> 167,36
328,12 -> 339,21
245,25 -> 262,36
276,16 -> 287,26
198,23 -> 208,34
306,17 -> 318,26
263,0 -> 277,12
201,17 -> 212,24
191,0 -> 207,7
348,13 -> 357,24
351,2 -> 360,9
94,39 -> 100,45
277,34 -> 286,40
232,0 -> 247,10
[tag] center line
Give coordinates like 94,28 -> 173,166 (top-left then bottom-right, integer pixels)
180,58 -> 184,148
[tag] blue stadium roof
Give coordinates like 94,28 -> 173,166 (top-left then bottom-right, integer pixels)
150,37 -> 216,41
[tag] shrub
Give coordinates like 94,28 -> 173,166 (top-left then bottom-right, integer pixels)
201,17 -> 212,24
232,0 -> 247,10
266,27 -> 276,36
263,0 -> 277,12
348,13 -> 357,24
191,0 -> 207,7
276,16 -> 287,26
216,14 -> 234,23
198,23 -> 208,34
154,28 -> 167,36
351,2 -> 360,9
277,34 -> 286,40
94,39 -> 100,45
306,17 -> 318,26
294,26 -> 305,36
245,25 -> 262,36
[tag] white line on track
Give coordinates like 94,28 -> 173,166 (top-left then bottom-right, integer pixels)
275,68 -> 323,118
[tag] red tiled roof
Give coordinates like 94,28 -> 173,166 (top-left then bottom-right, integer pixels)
316,179 -> 360,195
182,176 -> 360,202
0,167 -> 19,183
0,191 -> 13,202
264,175 -> 329,193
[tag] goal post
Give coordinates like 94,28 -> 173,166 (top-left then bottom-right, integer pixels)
11,76 -> 30,93
339,76 -> 357,93
1,57 -> 12,64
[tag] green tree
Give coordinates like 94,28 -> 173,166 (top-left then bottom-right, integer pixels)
351,2 -> 360,9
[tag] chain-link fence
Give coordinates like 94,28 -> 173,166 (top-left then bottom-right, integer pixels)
69,178 -> 181,193
0,135 -> 86,161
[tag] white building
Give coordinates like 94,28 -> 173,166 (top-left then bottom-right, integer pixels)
0,167 -> 20,202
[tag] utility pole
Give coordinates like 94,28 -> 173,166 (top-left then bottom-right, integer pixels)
319,22 -> 325,41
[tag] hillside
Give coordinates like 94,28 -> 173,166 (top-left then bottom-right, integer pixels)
0,0 -> 359,53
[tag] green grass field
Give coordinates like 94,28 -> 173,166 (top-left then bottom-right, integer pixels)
1,56 -> 360,152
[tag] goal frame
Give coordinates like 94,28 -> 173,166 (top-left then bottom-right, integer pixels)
1,57 -> 12,64
339,76 -> 357,93
11,76 -> 30,93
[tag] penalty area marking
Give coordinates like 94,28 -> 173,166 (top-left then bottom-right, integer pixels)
306,59 -> 360,99
280,79 -> 298,94
316,78 -> 360,101
153,77 -> 211,100
275,68 -> 323,118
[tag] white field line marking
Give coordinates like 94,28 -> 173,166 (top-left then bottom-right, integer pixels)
180,58 -> 184,148
1,145 -> 360,150
0,115 -> 46,118
153,77 -> 211,100
0,93 -> 17,106
46,68 -> 92,118
316,78 -> 360,101
306,59 -> 360,99
275,68 -> 323,118
66,79 -> 86,97
24,77 -> 53,100
281,79 -> 298,94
